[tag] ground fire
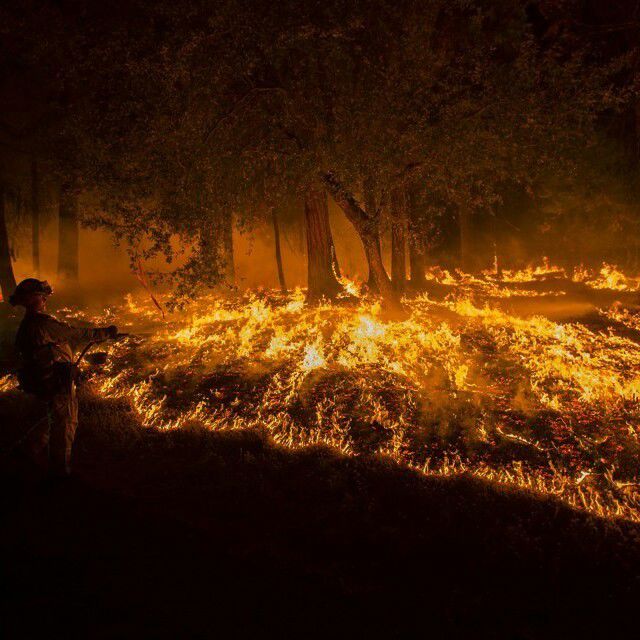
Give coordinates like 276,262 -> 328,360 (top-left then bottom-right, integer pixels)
3,260 -> 639,523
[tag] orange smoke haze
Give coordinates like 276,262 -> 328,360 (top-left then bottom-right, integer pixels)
11,197 -> 371,302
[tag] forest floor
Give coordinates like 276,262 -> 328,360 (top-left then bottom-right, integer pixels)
1,388 -> 640,639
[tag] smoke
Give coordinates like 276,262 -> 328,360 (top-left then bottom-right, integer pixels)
9,169 -> 640,309
8,196 -> 371,305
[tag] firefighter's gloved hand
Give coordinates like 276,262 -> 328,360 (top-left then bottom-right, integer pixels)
106,325 -> 119,339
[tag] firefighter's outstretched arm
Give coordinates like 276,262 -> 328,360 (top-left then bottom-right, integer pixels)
46,318 -> 118,345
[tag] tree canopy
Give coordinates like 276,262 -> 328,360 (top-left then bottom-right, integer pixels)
0,0 -> 637,304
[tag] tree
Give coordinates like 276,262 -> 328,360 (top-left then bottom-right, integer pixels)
0,184 -> 17,300
390,187 -> 407,293
0,0 -> 626,303
305,187 -> 341,300
30,158 -> 40,275
271,206 -> 287,293
323,173 -> 400,308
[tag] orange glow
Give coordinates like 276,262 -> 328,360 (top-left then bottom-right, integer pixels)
4,260 -> 640,522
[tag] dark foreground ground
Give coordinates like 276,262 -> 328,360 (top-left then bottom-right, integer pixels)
1,389 -> 640,639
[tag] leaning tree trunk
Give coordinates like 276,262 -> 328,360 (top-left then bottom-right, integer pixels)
31,158 -> 40,275
361,230 -> 398,305
272,208 -> 287,293
323,173 -> 402,311
459,205 -> 473,272
58,183 -> 79,281
390,188 -> 406,293
0,185 -> 17,302
305,187 -> 342,300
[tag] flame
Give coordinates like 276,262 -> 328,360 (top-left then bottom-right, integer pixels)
4,260 -> 640,522
301,343 -> 326,371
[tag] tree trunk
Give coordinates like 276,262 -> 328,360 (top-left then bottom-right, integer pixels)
0,185 -> 17,302
305,187 -> 342,300
364,181 -> 378,292
361,231 -> 397,306
408,239 -> 427,289
222,211 -> 235,285
323,173 -> 402,311
492,212 -> 502,279
459,205 -> 473,272
366,237 -> 381,293
31,158 -> 40,275
391,188 -> 406,293
58,183 -> 79,281
407,190 -> 427,289
272,207 -> 287,293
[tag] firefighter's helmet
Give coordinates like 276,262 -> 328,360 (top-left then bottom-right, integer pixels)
9,279 -> 53,306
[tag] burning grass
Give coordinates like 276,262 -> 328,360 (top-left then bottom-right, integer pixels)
4,261 -> 640,522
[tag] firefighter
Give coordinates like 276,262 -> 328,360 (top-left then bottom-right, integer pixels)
9,278 -> 118,477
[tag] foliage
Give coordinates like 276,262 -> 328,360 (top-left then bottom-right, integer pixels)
0,0 -> 635,296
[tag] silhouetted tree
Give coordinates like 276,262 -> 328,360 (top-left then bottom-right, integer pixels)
0,184 -> 16,300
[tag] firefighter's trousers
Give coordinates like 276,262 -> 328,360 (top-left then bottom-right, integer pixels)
30,379 -> 79,476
